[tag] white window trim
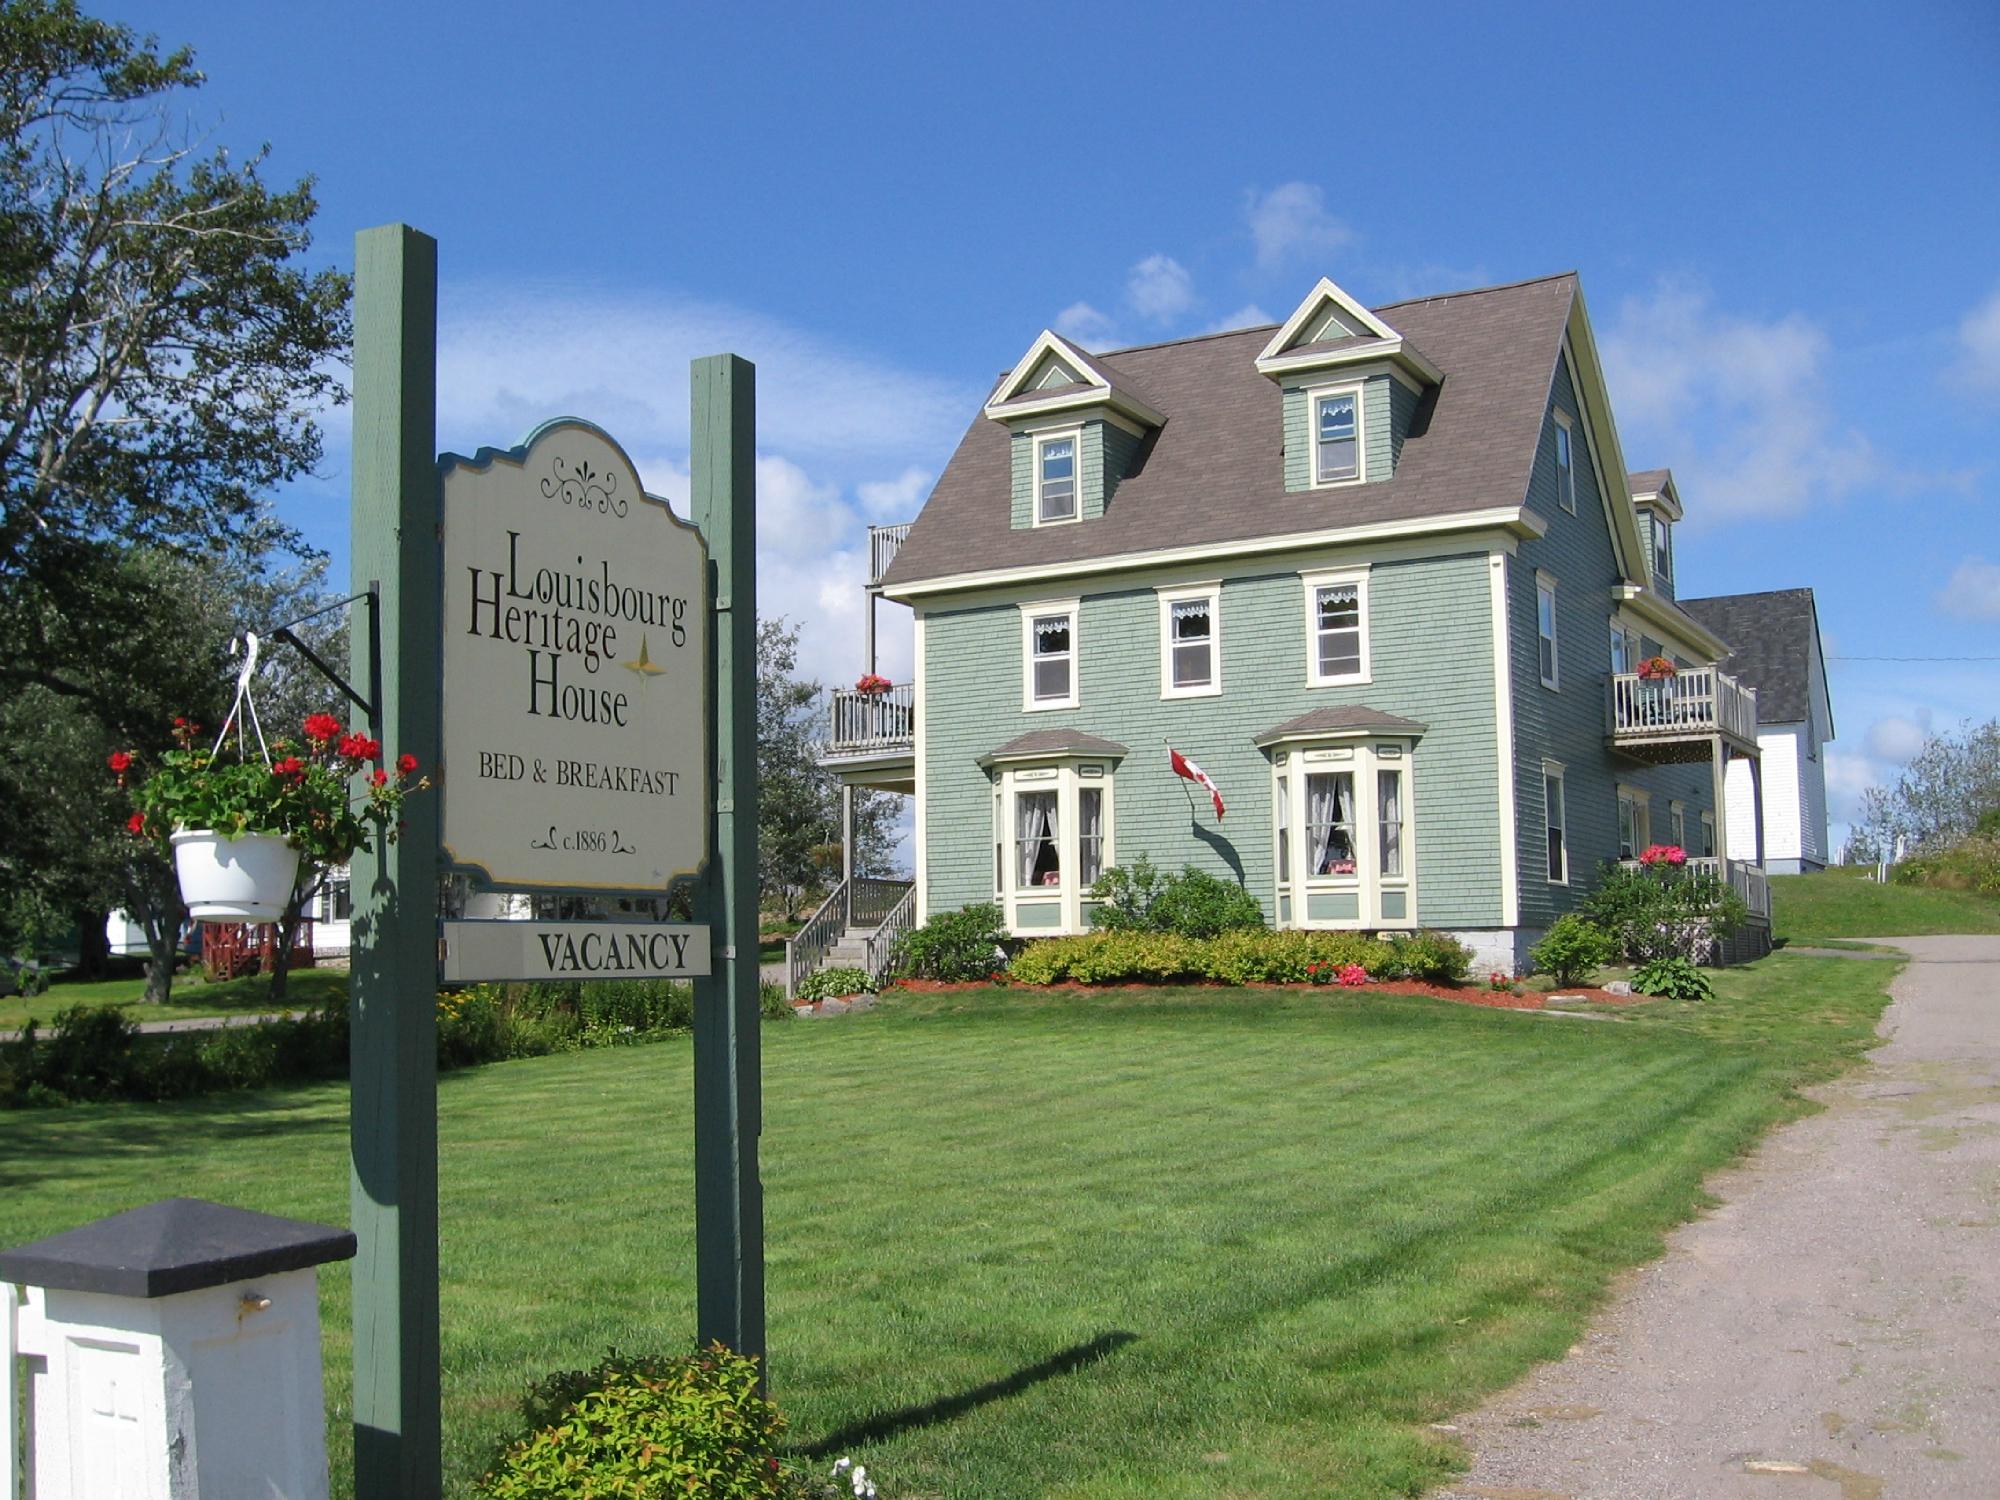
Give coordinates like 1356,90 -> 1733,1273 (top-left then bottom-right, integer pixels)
1019,598 -> 1080,712
1305,378 -> 1368,489
1302,566 -> 1372,687
1652,513 -> 1672,582
1669,800 -> 1687,852
1270,740 -> 1418,929
1156,581 -> 1222,699
1700,808 -> 1717,858
1543,759 -> 1568,885
1553,411 -> 1576,514
996,760 -> 1115,936
1032,427 -> 1083,528
1536,570 -> 1560,690
1617,783 -> 1653,860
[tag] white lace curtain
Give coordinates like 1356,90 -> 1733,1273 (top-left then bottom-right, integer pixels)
1017,790 -> 1057,886
1307,773 -> 1354,875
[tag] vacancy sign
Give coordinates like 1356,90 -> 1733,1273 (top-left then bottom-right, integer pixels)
440,420 -> 708,892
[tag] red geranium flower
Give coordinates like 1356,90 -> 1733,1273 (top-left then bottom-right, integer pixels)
340,732 -> 381,762
397,753 -> 419,775
126,812 -> 146,835
271,756 -> 305,780
371,768 -> 389,786
107,750 -> 133,773
303,713 -> 342,743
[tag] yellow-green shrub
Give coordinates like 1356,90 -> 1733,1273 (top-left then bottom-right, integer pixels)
1009,928 -> 1397,987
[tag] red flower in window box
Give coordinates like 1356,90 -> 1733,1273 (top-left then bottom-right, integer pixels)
1636,656 -> 1678,680
854,673 -> 892,697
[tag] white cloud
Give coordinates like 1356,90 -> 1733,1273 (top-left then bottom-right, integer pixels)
1864,712 -> 1932,764
856,466 -> 932,521
1245,182 -> 1354,272
1601,278 -> 1880,522
1938,557 -> 2000,621
1207,304 -> 1273,334
1956,285 -> 2000,398
1054,301 -> 1117,347
1823,746 -> 1880,829
1126,254 -> 1195,323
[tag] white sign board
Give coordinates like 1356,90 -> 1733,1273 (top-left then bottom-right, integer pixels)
440,920 -> 711,982
440,421 -> 707,890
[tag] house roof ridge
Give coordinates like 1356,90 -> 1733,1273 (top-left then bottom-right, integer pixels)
1374,269 -> 1579,314
1089,322 -> 1278,360
1679,586 -> 1816,606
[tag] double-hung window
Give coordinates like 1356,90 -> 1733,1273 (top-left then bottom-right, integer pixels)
1700,810 -> 1717,859
1158,584 -> 1221,697
1035,432 -> 1077,524
1303,569 -> 1369,685
1544,762 -> 1568,883
1670,801 -> 1687,852
1617,786 -> 1650,861
1652,515 -> 1672,583
1554,415 -> 1576,513
1021,601 -> 1079,710
1536,572 -> 1559,689
1312,387 -> 1362,485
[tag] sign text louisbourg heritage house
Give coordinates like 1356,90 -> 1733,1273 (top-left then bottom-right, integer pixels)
438,420 -> 710,979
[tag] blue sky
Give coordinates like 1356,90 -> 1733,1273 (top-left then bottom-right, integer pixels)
117,0 -> 1999,845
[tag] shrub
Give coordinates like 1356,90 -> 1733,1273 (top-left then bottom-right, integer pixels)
1009,929 -> 1394,988
1632,954 -> 1714,1002
797,966 -> 876,1002
1583,862 -> 1746,962
480,1345 -> 800,1499
1089,856 -> 1263,938
1380,930 -> 1473,984
1894,834 -> 2000,898
760,980 -> 794,1021
1530,914 -> 1616,987
26,1004 -> 138,1101
892,903 -> 1007,981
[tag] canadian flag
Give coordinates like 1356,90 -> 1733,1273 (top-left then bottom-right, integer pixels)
1169,747 -> 1225,821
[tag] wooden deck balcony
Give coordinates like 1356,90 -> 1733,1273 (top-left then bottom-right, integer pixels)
868,522 -> 912,587
1607,667 -> 1758,762
823,684 -> 915,788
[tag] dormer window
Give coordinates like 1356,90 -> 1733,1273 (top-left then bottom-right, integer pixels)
1313,388 -> 1361,485
1036,433 -> 1077,524
1652,515 -> 1672,582
1554,415 -> 1576,514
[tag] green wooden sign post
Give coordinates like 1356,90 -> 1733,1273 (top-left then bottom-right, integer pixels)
342,227 -> 766,1496
348,222 -> 444,1498
689,355 -> 766,1367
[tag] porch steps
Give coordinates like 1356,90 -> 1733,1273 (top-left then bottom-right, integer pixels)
824,931 -> 873,968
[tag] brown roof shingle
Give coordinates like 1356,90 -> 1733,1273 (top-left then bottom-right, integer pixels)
882,273 -> 1580,590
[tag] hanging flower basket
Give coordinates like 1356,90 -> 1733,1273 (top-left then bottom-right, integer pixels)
113,714 -> 427,924
854,673 -> 892,697
1636,655 -> 1678,681
170,829 -> 303,922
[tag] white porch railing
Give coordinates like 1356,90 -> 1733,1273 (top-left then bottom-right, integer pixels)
829,682 -> 914,754
1608,668 -> 1758,749
868,522 -> 912,585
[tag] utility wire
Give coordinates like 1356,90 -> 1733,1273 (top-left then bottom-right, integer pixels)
1828,655 -> 2000,662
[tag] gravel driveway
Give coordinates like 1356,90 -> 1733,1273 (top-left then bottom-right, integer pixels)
1433,935 -> 2000,1500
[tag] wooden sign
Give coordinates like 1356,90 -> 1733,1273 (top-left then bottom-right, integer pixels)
440,919 -> 712,982
439,420 -> 708,892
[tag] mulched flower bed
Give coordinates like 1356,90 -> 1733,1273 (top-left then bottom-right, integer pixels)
881,978 -> 1646,1011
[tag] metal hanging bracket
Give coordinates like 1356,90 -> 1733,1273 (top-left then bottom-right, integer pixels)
254,584 -> 381,721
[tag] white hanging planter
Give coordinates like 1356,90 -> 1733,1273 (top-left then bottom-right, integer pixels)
171,829 -> 302,923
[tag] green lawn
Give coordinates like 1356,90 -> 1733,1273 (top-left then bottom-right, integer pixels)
0,953 -> 1893,1498
1772,865 -> 2000,944
0,966 -> 348,1031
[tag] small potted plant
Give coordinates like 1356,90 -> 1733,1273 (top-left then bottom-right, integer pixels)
114,714 -> 425,922
1636,655 -> 1677,680
853,673 -> 892,697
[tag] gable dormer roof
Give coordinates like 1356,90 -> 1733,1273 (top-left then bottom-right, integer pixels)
982,329 -> 1167,430
1255,276 -> 1443,386
1627,468 -> 1684,521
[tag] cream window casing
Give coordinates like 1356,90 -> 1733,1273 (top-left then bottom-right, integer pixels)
1553,412 -> 1576,514
1543,759 -> 1568,885
1032,427 -> 1083,527
1700,809 -> 1717,858
1019,599 -> 1080,712
1270,739 -> 1417,930
993,760 -> 1114,936
1617,783 -> 1652,860
1536,571 -> 1559,689
1157,582 -> 1222,699
1670,801 -> 1687,851
1305,379 -> 1367,488
1302,566 -> 1371,687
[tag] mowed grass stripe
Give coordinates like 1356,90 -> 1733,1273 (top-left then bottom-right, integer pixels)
0,956 -> 1889,1497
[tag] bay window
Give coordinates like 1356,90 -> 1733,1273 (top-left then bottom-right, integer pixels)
1270,739 -> 1416,928
992,759 -> 1116,934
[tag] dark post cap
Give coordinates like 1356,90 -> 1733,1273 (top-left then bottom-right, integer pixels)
0,1198 -> 357,1299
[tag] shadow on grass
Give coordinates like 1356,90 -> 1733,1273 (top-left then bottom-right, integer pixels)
800,1330 -> 1138,1458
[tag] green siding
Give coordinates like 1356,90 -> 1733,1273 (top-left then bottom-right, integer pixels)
921,550 -> 1505,928
1511,357 -> 1715,930
1009,419 -> 1139,527
1282,374 -> 1407,491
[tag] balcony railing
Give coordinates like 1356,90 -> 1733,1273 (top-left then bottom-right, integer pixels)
868,522 -> 913,586
828,682 -> 914,755
1608,667 -> 1757,752
1620,855 -> 1770,920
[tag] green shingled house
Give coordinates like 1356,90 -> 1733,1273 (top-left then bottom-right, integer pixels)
798,272 -> 1773,987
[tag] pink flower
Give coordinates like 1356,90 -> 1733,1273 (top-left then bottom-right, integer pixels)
1337,964 -> 1369,988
